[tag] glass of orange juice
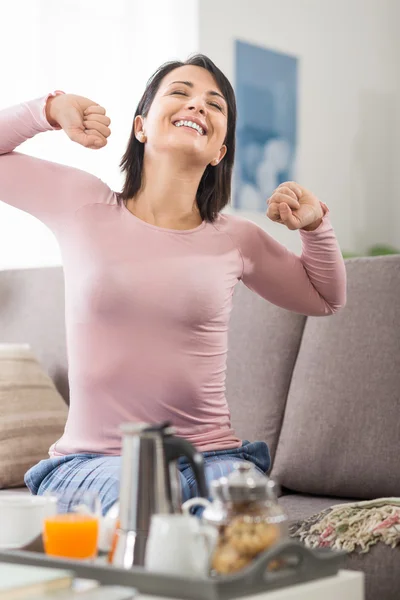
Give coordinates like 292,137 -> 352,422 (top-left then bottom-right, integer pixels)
43,491 -> 101,560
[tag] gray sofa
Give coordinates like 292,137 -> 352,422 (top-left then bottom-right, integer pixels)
0,255 -> 399,599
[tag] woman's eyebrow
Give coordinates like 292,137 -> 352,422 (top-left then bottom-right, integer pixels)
167,80 -> 226,103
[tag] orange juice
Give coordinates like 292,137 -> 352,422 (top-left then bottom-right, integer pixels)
43,514 -> 99,559
108,518 -> 120,564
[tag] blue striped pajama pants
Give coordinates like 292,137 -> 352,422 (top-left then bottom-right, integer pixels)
24,441 -> 270,515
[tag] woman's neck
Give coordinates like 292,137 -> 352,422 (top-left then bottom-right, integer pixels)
127,155 -> 205,230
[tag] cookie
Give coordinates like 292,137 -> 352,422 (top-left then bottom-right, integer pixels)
212,543 -> 252,575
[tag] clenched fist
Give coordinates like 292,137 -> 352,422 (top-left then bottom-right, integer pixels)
45,93 -> 111,150
266,182 -> 326,231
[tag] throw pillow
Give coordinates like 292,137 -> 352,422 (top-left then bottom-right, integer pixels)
0,344 -> 68,489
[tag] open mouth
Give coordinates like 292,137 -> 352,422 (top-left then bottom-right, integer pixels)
173,120 -> 206,136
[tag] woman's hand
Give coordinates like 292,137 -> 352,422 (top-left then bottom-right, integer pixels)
266,182 -> 325,231
45,93 -> 111,150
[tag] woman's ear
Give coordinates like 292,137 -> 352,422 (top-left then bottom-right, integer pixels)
134,115 -> 147,143
211,145 -> 227,166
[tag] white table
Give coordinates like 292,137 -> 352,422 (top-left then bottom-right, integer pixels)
245,570 -> 364,600
139,570 -> 364,600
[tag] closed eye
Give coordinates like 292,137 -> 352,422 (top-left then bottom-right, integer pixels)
171,91 -> 224,112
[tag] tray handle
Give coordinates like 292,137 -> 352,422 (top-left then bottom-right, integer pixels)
216,540 -> 346,599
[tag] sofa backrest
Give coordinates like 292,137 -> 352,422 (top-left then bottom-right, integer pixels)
271,255 -> 400,499
227,284 -> 305,464
6,256 -> 397,494
0,267 -> 69,402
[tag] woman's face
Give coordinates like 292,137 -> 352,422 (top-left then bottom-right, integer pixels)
136,65 -> 228,168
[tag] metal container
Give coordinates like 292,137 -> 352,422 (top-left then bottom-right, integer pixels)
112,421 -> 208,568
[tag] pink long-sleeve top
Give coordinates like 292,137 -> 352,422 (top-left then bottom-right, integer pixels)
0,94 -> 347,456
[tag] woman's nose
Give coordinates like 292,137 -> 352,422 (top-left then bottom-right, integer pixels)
186,98 -> 206,115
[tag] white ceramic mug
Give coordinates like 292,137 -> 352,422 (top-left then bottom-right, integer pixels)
145,513 -> 217,577
0,492 -> 58,549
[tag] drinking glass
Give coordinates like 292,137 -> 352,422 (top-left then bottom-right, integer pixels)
43,490 -> 101,560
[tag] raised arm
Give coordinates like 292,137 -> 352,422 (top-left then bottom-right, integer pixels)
0,92 -> 112,229
0,91 -> 62,155
224,207 -> 347,317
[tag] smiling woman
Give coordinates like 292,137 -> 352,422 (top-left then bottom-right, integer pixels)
0,53 -> 346,516
117,55 -> 236,226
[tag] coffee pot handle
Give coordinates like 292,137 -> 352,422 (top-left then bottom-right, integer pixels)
164,436 -> 208,498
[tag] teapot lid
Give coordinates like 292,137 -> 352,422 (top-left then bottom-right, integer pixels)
221,462 -> 278,503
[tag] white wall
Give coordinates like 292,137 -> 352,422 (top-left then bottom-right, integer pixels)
0,0 -> 126,269
391,1 -> 400,247
198,0 -> 400,255
0,0 -> 198,269
1,0 -> 399,268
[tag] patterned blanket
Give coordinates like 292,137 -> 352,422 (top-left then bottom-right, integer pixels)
289,498 -> 400,554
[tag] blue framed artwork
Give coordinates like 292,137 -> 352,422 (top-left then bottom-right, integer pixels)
234,40 -> 298,212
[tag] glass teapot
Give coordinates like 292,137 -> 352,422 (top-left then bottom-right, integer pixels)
183,462 -> 288,575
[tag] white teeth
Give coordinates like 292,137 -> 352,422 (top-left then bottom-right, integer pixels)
174,120 -> 204,135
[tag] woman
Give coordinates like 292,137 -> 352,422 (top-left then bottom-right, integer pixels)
0,55 -> 346,514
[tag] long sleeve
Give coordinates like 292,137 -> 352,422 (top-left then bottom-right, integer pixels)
0,91 -> 62,155
223,209 -> 347,317
0,93 -> 110,231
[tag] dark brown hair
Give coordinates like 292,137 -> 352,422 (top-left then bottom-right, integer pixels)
116,54 -> 237,222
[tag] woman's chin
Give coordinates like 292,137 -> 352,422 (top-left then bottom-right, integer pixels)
163,138 -> 208,162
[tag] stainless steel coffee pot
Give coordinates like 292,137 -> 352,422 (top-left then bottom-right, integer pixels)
112,421 -> 208,568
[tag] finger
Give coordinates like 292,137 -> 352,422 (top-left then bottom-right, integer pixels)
268,192 -> 300,211
277,181 -> 302,198
83,120 -> 111,138
83,114 -> 111,127
82,129 -> 107,148
71,128 -> 106,149
84,105 -> 106,116
275,186 -> 298,201
278,203 -> 301,230
266,202 -> 282,222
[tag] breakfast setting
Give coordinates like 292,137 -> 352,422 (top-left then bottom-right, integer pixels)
0,421 -> 360,600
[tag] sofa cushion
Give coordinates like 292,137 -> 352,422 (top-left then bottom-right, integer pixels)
226,283 -> 306,466
271,255 -> 400,498
0,267 -> 69,403
345,543 -> 400,600
281,493 -> 400,600
0,344 -> 68,489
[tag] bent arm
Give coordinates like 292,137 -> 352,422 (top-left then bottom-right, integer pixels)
0,91 -> 62,156
231,209 -> 347,316
0,93 -> 109,228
